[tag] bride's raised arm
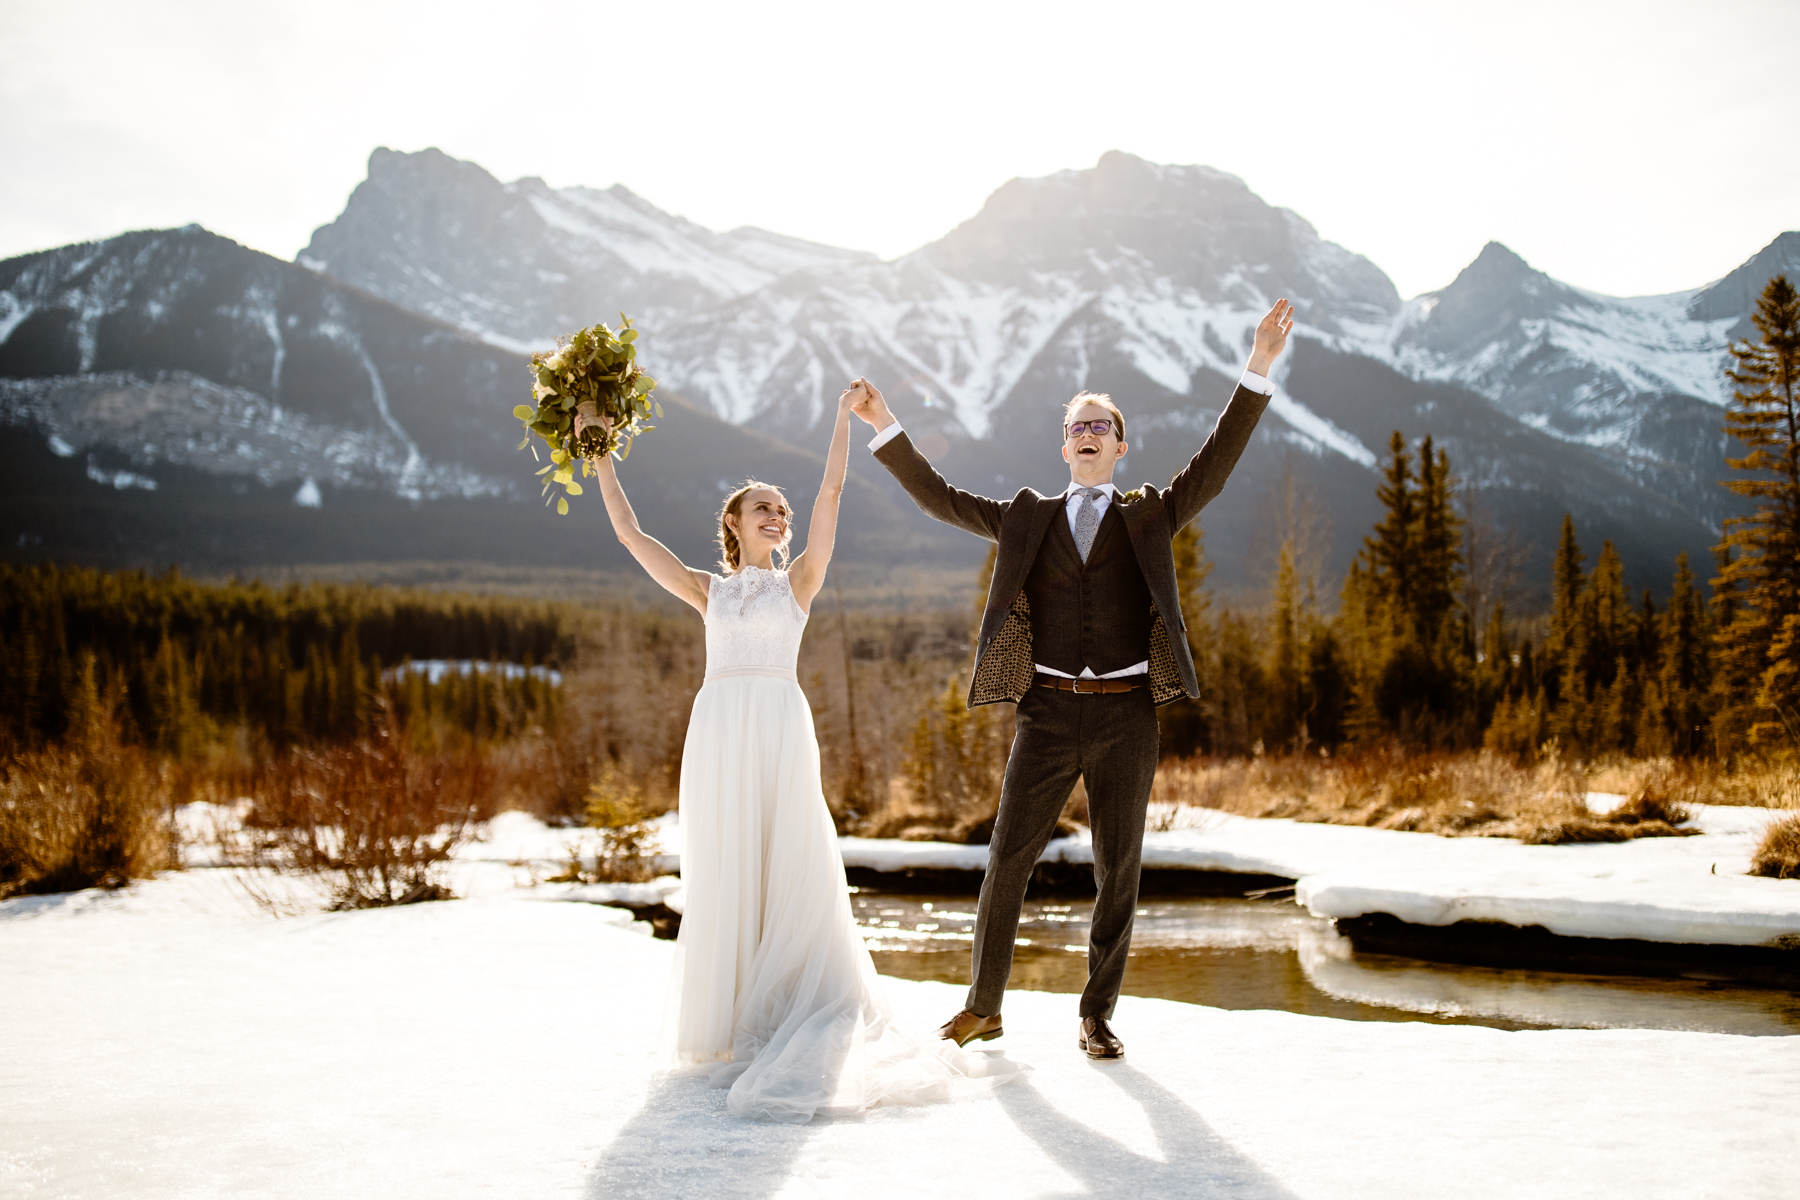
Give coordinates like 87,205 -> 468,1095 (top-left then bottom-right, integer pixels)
787,381 -> 859,613
587,418 -> 711,615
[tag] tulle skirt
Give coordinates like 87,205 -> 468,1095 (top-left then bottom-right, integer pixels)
671,672 -> 1007,1122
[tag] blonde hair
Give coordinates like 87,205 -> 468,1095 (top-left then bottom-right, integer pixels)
717,480 -> 792,572
1063,391 -> 1126,441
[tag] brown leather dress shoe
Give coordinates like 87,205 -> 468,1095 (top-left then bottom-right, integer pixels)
939,1009 -> 1003,1046
1079,1016 -> 1124,1059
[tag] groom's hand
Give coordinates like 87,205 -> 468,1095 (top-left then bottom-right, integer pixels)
1248,299 -> 1295,377
845,377 -> 894,432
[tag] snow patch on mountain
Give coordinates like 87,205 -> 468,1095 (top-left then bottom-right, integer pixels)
1268,388 -> 1377,467
528,189 -> 766,299
0,373 -> 508,501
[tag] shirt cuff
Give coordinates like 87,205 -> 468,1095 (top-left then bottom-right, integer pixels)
868,423 -> 905,452
1239,369 -> 1274,395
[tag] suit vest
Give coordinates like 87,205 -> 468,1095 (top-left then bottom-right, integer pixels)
1021,503 -> 1154,676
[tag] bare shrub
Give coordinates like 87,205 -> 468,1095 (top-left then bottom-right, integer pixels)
0,706 -> 175,898
1750,815 -> 1800,879
228,709 -> 493,910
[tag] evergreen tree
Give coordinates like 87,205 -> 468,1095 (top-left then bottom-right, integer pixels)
1268,539 -> 1304,749
1212,610 -> 1267,756
1161,522 -> 1216,756
1412,435 -> 1465,641
1340,431 -> 1473,744
1713,274 -> 1800,744
1545,513 -> 1585,704
1655,552 -> 1712,755
1369,432 -> 1417,623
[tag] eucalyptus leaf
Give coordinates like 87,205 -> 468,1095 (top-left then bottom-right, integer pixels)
557,496 -> 570,516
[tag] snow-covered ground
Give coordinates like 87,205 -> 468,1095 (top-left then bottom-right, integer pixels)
3,850 -> 1795,1200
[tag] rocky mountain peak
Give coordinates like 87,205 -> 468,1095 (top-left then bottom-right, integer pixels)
1456,241 -> 1543,291
919,151 -> 1397,327
1687,231 -> 1800,330
1399,241 -> 1583,356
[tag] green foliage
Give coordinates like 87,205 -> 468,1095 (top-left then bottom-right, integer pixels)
896,672 -> 1008,839
1338,432 -> 1471,745
0,564 -> 571,754
583,764 -> 661,883
1712,274 -> 1800,744
517,315 -> 661,514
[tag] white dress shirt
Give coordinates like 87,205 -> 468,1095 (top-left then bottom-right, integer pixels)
866,369 -> 1274,679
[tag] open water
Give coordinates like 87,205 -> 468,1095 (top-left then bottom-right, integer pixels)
854,893 -> 1800,1036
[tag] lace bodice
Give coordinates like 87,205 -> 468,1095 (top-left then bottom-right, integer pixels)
704,566 -> 809,679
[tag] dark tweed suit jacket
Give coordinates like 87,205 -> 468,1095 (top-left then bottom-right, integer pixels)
874,382 -> 1272,708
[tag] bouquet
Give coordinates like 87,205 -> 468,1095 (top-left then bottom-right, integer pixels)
512,315 -> 661,515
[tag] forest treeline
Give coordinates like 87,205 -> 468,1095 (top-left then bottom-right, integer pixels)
0,565 -> 576,754
1,276 -> 1796,888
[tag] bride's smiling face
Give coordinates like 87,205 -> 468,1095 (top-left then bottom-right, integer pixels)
727,487 -> 792,560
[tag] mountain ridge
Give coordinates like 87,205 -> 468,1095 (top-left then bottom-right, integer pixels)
2,147 -> 1793,603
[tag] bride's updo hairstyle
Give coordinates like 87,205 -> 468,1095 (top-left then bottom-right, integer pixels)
717,480 -> 792,573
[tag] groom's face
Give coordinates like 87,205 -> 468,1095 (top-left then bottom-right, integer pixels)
1062,402 -> 1127,477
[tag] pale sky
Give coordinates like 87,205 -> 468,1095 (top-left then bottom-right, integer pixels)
2,0 -> 1795,300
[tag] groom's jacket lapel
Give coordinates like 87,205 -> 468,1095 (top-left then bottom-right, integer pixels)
873,428 -> 1204,707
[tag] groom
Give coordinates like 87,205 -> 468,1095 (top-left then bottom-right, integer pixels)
848,298 -> 1294,1059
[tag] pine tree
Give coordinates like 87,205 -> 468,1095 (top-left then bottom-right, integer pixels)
1413,435 -> 1465,641
1545,513 -> 1584,705
1713,274 -> 1800,744
1370,432 -> 1417,624
1268,539 -> 1304,749
1160,521 -> 1217,756
1656,552 -> 1711,756
1585,541 -> 1632,694
1342,431 -> 1473,744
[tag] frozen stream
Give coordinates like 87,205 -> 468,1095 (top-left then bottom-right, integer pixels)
853,893 -> 1800,1037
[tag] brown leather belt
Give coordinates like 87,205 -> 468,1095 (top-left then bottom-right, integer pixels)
1033,673 -> 1146,695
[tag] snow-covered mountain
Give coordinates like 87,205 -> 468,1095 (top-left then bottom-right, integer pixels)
1366,236 -> 1800,519
0,225 -> 518,502
0,223 -> 927,571
299,147 -> 874,356
2,145 -> 1791,594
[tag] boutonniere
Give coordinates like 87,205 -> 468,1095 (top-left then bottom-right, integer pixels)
1117,486 -> 1147,505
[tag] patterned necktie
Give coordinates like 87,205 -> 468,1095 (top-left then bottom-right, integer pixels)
1073,487 -> 1103,562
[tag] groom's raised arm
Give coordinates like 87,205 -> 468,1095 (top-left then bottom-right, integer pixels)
848,379 -> 1007,543
1165,299 -> 1295,531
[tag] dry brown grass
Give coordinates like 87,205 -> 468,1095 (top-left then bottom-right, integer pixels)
1750,815 -> 1800,879
1153,748 -> 1702,844
858,781 -> 998,844
857,779 -> 1086,845
0,717 -> 176,898
1590,753 -> 1800,809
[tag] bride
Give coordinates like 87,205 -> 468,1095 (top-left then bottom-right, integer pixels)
583,382 -> 1007,1123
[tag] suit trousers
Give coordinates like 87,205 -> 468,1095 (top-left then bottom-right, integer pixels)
966,683 -> 1158,1020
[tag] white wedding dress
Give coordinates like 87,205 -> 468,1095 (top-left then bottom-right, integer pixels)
671,565 -> 1008,1122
